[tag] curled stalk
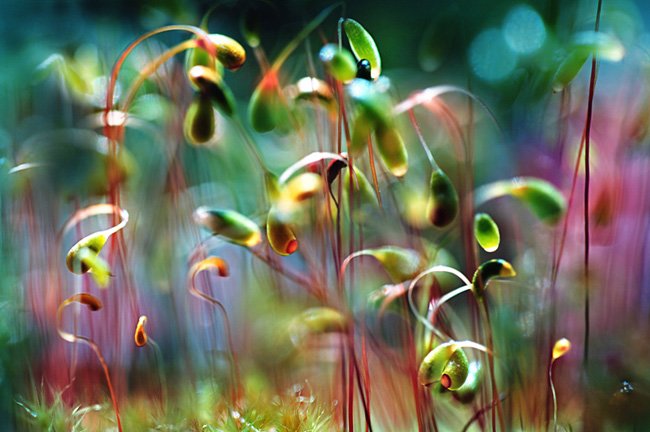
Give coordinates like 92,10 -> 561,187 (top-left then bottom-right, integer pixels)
188,256 -> 241,403
133,315 -> 168,413
407,265 -> 471,340
550,338 -> 571,431
62,204 -> 129,287
57,294 -> 122,432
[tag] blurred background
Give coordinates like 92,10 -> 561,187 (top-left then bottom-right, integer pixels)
1,0 -> 650,430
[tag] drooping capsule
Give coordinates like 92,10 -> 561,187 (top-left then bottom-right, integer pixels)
453,361 -> 482,403
134,315 -> 148,348
249,72 -> 282,133
427,168 -> 459,228
508,178 -> 566,225
351,246 -> 424,284
319,44 -> 357,82
188,66 -> 236,117
474,212 -> 500,252
552,338 -> 571,361
375,124 -> 408,178
471,259 -> 516,299
289,307 -> 347,345
208,33 -> 247,71
193,207 -> 261,247
183,93 -> 216,145
419,342 -> 470,390
267,206 -> 298,256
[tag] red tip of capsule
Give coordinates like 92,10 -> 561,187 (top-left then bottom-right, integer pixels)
286,239 -> 298,255
440,374 -> 452,389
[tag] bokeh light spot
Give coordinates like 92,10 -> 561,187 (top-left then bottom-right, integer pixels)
469,28 -> 517,82
503,5 -> 546,54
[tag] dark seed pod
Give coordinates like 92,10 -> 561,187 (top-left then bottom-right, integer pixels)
184,93 -> 216,145
356,59 -> 372,81
427,168 -> 459,228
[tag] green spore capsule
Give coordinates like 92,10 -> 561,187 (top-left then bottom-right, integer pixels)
375,124 -> 408,178
351,246 -> 424,284
471,259 -> 516,299
356,59 -> 372,81
66,232 -> 107,274
319,44 -> 357,82
343,18 -> 382,79
249,73 -> 282,133
474,212 -> 500,252
427,168 -> 459,228
184,93 -> 215,145
289,307 -> 347,345
350,113 -> 374,156
193,207 -> 261,247
509,178 -> 566,225
343,166 -> 379,222
419,342 -> 470,391
453,361 -> 482,404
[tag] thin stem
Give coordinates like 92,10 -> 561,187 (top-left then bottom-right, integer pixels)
188,261 -> 241,404
148,339 -> 168,414
550,360 -> 558,431
79,337 -> 122,432
407,109 -> 438,170
121,40 -> 195,113
104,25 -> 213,115
407,266 -> 471,339
582,0 -> 603,369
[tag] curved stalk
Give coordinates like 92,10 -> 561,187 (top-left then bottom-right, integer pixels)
188,257 -> 241,404
407,265 -> 471,339
57,294 -> 122,432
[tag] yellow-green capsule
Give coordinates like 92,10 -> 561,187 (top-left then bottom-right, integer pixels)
474,212 -> 500,252
375,124 -> 408,178
427,168 -> 459,228
208,33 -> 247,71
283,172 -> 323,202
362,246 -> 424,283
551,49 -> 590,92
347,78 -> 392,128
188,66 -> 236,117
289,307 -> 347,345
343,166 -> 379,222
267,206 -> 298,256
185,43 -> 218,79
193,207 -> 261,247
183,93 -> 215,145
343,18 -> 382,80
67,245 -> 111,288
419,342 -> 470,391
471,259 -> 516,299
350,113 -> 374,156
66,232 -> 107,274
453,361 -> 482,403
509,178 -> 566,225
319,43 -> 357,82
